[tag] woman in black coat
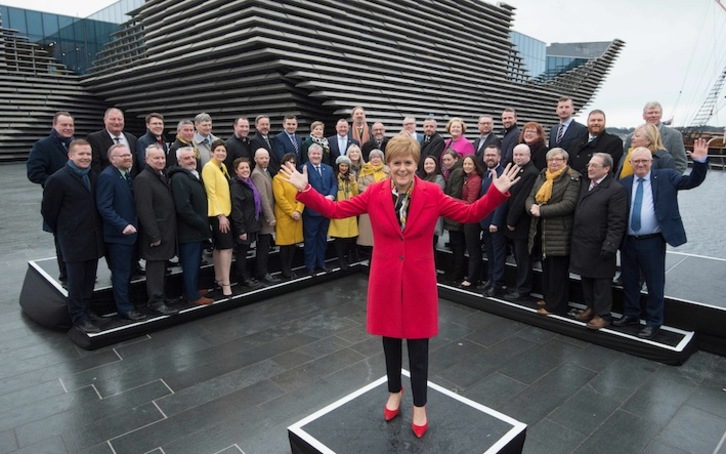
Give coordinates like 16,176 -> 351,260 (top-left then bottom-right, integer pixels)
230,158 -> 263,288
442,149 -> 466,281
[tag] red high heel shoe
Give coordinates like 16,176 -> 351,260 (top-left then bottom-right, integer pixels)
412,420 -> 429,438
383,388 -> 403,421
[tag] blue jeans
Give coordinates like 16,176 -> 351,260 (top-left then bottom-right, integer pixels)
178,241 -> 203,301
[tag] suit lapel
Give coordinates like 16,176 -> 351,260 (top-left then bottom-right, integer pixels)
377,179 -> 400,234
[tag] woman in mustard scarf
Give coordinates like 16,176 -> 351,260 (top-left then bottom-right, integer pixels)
356,149 -> 390,248
525,148 -> 581,316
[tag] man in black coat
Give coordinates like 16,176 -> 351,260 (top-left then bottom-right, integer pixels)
568,110 -> 623,175
136,113 -> 168,172
569,153 -> 627,329
500,108 -> 520,165
169,147 -> 213,306
502,144 -> 540,301
250,114 -> 280,176
27,111 -> 75,283
418,117 -> 445,177
225,117 -> 253,171
361,122 -> 389,161
134,144 -> 179,315
87,107 -> 138,176
41,139 -> 105,333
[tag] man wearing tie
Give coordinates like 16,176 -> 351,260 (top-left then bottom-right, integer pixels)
302,144 -> 338,274
548,96 -> 587,153
328,119 -> 359,164
273,115 -> 304,163
473,115 -> 501,161
613,140 -> 709,339
87,107 -> 138,175
479,145 -> 506,297
96,144 -> 146,321
362,122 -> 388,161
418,117 -> 446,177
192,113 -> 218,169
569,110 -> 623,175
250,114 -> 280,175
569,153 -> 627,330
402,116 -> 423,143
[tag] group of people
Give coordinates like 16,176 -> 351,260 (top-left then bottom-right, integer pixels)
27,99 -> 708,438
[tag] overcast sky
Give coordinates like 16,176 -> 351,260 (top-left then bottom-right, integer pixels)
2,0 -> 725,128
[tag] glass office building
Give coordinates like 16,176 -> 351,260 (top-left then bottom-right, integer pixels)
510,31 -> 547,79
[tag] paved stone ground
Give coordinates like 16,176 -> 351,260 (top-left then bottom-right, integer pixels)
1,162 -> 725,454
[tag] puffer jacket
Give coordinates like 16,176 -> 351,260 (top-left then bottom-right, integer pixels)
525,166 -> 581,257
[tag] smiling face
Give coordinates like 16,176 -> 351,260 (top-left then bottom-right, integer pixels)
179,123 -> 195,142
631,128 -> 650,148
178,150 -> 197,171
53,114 -> 75,139
234,118 -> 250,138
389,153 -> 417,191
104,109 -> 125,136
587,155 -> 609,181
482,147 -> 500,169
256,117 -> 270,135
462,156 -> 476,175
147,117 -> 164,137
369,154 -> 382,166
146,147 -> 166,172
522,127 -> 539,144
284,118 -> 297,134
587,112 -> 606,136
643,106 -> 662,125
311,124 -> 324,138
348,148 -> 361,162
336,120 -> 349,137
441,153 -> 457,170
211,144 -> 227,163
546,151 -> 567,172
423,156 -> 437,175
630,148 -> 653,178
556,99 -> 574,121
235,160 -> 251,178
448,121 -> 463,139
68,143 -> 92,169
501,110 -> 516,129
109,145 -> 133,171
196,120 -> 212,137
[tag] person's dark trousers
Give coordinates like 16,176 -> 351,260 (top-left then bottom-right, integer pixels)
303,215 -> 328,270
65,259 -> 98,325
178,241 -> 203,301
541,255 -> 570,315
255,233 -> 273,278
621,235 -> 666,327
448,230 -> 466,280
382,337 -> 429,407
279,244 -> 296,278
54,233 -> 67,281
463,223 -> 482,283
144,260 -> 167,305
334,237 -> 356,268
511,238 -> 533,293
235,242 -> 253,281
105,242 -> 135,315
581,276 -> 613,318
482,229 -> 507,288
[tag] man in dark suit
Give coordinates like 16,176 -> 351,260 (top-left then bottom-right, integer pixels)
473,115 -> 501,161
302,143 -> 338,274
418,117 -> 446,177
167,119 -> 197,169
272,114 -> 304,163
41,139 -> 105,333
134,144 -> 179,316
250,114 -> 279,175
225,117 -> 252,170
328,119 -> 360,164
27,111 -> 75,284
479,144 -> 506,297
87,107 -> 138,176
96,144 -> 146,321
136,113 -> 168,172
500,108 -> 520,165
569,153 -> 627,330
548,96 -> 587,153
502,144 -> 539,301
569,109 -> 623,175
361,122 -> 388,161
613,141 -> 709,339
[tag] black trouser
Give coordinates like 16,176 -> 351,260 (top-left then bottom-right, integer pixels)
145,260 -> 167,306
334,237 -> 355,268
382,337 -> 429,407
279,244 -> 296,277
463,223 -> 482,283
65,259 -> 98,325
255,233 -> 272,278
511,237 -> 533,294
541,255 -> 570,315
54,233 -> 67,281
449,230 -> 466,281
581,276 -> 612,318
235,242 -> 252,280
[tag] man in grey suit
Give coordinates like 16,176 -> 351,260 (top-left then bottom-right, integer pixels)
623,101 -> 688,174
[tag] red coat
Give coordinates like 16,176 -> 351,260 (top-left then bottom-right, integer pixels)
297,176 -> 508,339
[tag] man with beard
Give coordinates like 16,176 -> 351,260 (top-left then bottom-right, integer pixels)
479,145 -> 506,297
273,115 -> 304,163
569,109 -> 623,175
499,108 -> 520,165
362,122 -> 388,161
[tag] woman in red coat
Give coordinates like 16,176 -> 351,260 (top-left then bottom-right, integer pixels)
279,134 -> 519,438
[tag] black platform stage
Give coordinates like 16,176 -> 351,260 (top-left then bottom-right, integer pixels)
288,370 -> 526,453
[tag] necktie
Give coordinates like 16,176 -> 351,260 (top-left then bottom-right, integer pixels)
339,138 -> 346,155
589,180 -> 597,191
113,136 -> 121,144
479,136 -> 486,151
124,172 -> 133,190
631,178 -> 644,232
264,136 -> 271,148
290,134 -> 299,152
316,166 -> 322,176
424,136 -> 430,144
556,124 -> 565,144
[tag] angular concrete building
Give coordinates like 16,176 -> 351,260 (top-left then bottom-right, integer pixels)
0,0 -> 624,162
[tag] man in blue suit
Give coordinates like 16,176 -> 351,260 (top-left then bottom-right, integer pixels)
548,96 -> 587,154
96,144 -> 146,321
328,119 -> 360,165
302,143 -> 338,273
613,140 -> 709,339
479,145 -> 506,297
272,114 -> 304,163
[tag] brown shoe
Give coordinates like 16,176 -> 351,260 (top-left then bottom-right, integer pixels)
199,289 -> 210,297
536,300 -> 546,307
191,296 -> 214,305
575,308 -> 595,321
586,316 -> 611,330
536,307 -> 551,316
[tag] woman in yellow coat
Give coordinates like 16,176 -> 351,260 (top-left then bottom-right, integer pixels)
273,153 -> 305,279
328,156 -> 359,269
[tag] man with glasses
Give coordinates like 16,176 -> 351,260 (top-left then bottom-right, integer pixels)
613,140 -> 709,339
473,115 -> 500,161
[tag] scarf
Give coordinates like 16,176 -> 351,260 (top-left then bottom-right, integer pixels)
392,180 -> 414,231
177,134 -> 199,159
310,135 -> 329,151
352,123 -> 370,145
535,166 -> 567,204
237,176 -> 262,219
67,160 -> 91,190
50,128 -> 73,148
359,162 -> 387,181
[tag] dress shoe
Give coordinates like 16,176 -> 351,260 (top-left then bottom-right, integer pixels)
318,266 -> 330,273
574,308 -> 595,322
190,296 -> 214,305
637,325 -> 659,339
121,310 -> 147,321
384,388 -> 403,421
149,303 -> 179,316
503,291 -> 524,301
476,281 -> 492,290
86,312 -> 107,324
412,420 -> 429,438
260,273 -> 281,284
198,289 -> 210,297
242,278 -> 262,288
586,315 -> 610,330
536,307 -> 551,316
484,286 -> 502,298
75,320 -> 101,334
613,315 -> 640,327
